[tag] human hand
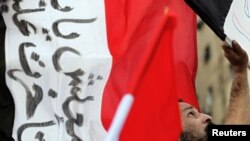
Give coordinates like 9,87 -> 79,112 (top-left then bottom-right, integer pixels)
222,40 -> 249,73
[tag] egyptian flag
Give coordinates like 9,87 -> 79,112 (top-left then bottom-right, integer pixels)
185,0 -> 250,58
0,0 -> 196,141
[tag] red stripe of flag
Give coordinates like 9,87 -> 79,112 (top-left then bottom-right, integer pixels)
102,0 -> 198,140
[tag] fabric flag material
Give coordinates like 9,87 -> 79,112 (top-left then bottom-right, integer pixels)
102,0 -> 182,140
0,0 -> 197,141
185,0 -> 233,41
168,0 -> 199,109
185,0 -> 250,65
103,0 -> 198,140
2,1 -> 112,141
0,14 -> 15,141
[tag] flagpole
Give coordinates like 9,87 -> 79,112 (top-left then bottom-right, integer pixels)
104,94 -> 134,141
225,36 -> 232,48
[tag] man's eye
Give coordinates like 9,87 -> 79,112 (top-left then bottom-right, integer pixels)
188,112 -> 194,117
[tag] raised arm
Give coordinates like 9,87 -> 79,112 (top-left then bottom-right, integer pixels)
222,40 -> 250,124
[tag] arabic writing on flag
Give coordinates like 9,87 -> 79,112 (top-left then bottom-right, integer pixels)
2,1 -> 111,141
0,0 -> 198,141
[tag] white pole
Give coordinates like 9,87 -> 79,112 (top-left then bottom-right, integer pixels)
225,36 -> 232,48
104,94 -> 134,141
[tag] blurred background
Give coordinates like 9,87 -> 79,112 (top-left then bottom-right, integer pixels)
195,17 -> 250,124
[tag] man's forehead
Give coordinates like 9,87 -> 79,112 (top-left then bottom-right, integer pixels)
179,102 -> 194,110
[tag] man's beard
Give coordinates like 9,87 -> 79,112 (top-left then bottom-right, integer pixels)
180,122 -> 215,141
180,131 -> 207,141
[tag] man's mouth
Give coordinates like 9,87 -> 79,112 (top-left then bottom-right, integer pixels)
205,121 -> 215,133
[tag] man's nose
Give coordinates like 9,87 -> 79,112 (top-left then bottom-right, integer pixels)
201,113 -> 212,124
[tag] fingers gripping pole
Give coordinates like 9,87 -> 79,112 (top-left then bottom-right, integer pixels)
104,94 -> 134,141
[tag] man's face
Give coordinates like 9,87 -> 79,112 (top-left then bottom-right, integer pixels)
179,102 -> 212,141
